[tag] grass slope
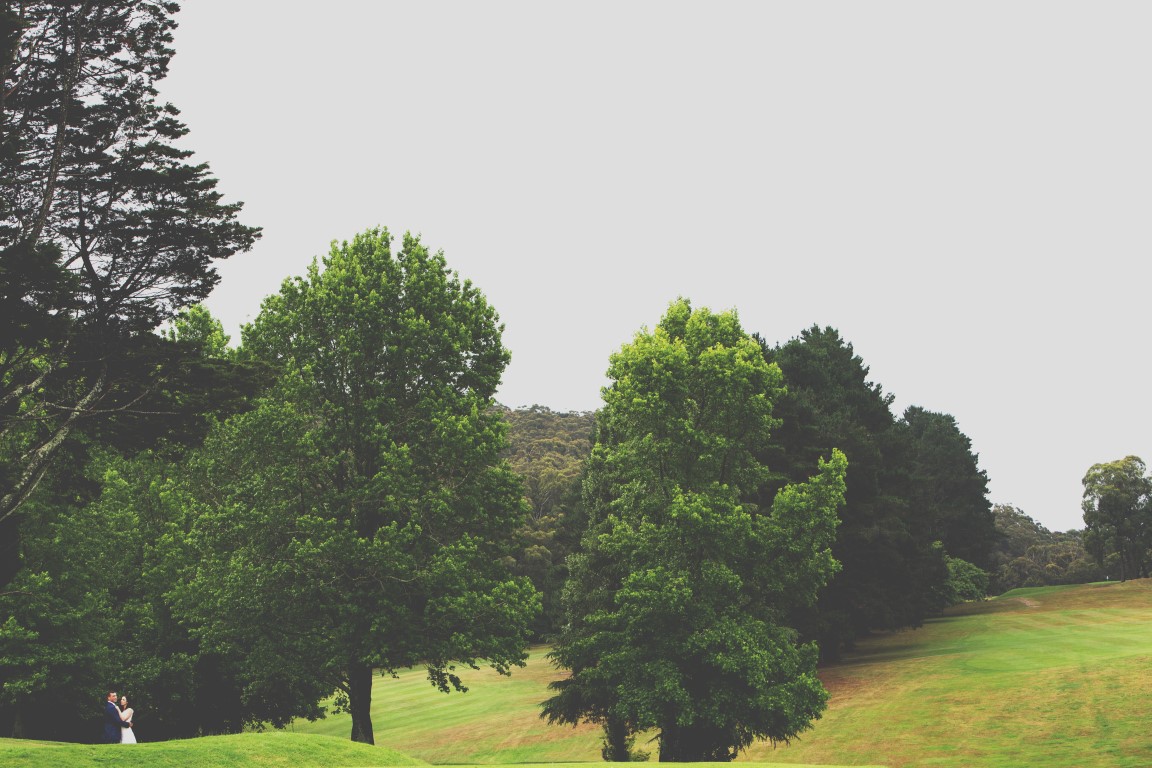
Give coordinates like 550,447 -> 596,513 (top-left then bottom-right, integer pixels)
0,731 -> 425,767
747,579 -> 1152,767
291,646 -> 604,763
294,580 -> 1152,768
288,648 -> 865,767
17,580 -> 1143,767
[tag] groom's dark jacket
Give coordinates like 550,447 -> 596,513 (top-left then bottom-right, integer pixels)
103,700 -> 129,743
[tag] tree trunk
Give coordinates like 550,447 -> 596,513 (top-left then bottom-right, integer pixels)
0,363 -> 106,525
0,516 -> 19,592
601,715 -> 632,761
348,662 -> 375,744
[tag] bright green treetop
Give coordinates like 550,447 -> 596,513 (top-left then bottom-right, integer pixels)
166,304 -> 232,358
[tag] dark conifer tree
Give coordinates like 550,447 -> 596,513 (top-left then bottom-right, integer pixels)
0,1 -> 259,578
761,327 -> 991,659
901,406 -> 996,568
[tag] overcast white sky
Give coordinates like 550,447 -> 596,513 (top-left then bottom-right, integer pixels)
159,2 -> 1151,533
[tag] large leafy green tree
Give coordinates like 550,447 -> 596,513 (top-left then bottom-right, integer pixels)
0,1 -> 258,589
544,301 -> 846,762
172,229 -> 539,744
1082,456 -> 1152,581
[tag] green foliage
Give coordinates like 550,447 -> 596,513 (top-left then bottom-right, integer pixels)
764,328 -> 925,654
0,446 -> 255,741
0,502 -> 121,739
172,228 -> 539,744
942,555 -> 989,603
902,406 -> 996,567
501,405 -> 595,638
1082,456 -> 1152,581
545,301 -> 846,762
165,304 -> 232,359
761,327 -> 995,658
0,1 -> 258,582
0,303 -> 265,741
0,732 -> 425,767
2,1 -> 261,330
987,504 -> 1104,593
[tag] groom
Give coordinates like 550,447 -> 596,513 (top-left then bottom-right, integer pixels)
103,690 -> 131,743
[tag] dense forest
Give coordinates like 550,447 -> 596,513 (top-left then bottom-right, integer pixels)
1,1 -> 1140,759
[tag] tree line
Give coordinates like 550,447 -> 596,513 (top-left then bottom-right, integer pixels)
2,1 -> 1143,759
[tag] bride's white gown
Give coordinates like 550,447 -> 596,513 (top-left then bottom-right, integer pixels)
120,708 -> 136,744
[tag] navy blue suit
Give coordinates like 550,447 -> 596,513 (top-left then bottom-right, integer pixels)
103,700 -> 129,743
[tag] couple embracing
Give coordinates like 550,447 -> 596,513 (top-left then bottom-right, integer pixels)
102,690 -> 136,744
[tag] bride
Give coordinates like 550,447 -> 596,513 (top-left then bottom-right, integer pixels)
118,696 -> 137,744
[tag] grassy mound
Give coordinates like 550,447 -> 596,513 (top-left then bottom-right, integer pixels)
0,731 -> 425,768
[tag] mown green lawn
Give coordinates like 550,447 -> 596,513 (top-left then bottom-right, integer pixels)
290,646 -> 606,763
0,731 -> 423,767
0,733 -> 862,768
7,580 -> 1150,767
294,579 -> 1152,768
746,580 -> 1152,767
287,646 -> 874,767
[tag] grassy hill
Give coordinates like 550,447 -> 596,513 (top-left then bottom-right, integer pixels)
748,579 -> 1152,767
6,580 -> 1150,767
292,579 -> 1152,768
290,645 -> 605,763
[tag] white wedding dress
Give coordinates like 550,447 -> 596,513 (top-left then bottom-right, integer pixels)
120,708 -> 137,743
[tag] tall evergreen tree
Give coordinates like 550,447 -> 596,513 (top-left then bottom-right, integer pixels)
0,1 -> 259,572
762,327 -> 993,657
762,327 -> 941,657
901,406 -> 995,568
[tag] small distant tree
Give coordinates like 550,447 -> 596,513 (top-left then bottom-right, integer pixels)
987,505 -> 1103,593
942,555 -> 989,604
1082,456 -> 1152,581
